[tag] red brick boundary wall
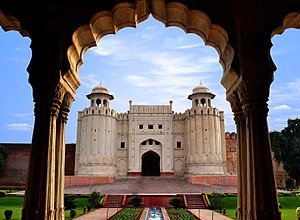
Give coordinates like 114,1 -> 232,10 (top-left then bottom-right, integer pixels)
186,175 -> 237,186
65,176 -> 115,186
0,143 -> 75,186
125,194 -> 183,207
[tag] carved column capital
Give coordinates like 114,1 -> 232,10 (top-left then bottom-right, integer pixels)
60,92 -> 74,123
33,82 -> 66,118
227,91 -> 244,125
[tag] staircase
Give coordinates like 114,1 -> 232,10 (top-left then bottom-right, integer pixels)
185,194 -> 207,209
103,194 -> 124,208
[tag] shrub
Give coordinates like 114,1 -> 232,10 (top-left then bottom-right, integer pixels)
207,192 -> 222,210
87,190 -> 103,208
4,210 -> 13,220
70,209 -> 76,218
297,207 -> 300,218
128,197 -> 143,208
86,203 -> 92,211
0,190 -> 7,197
64,195 -> 77,210
169,198 -> 185,208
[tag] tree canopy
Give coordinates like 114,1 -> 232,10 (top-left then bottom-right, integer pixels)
0,145 -> 7,172
270,118 -> 300,181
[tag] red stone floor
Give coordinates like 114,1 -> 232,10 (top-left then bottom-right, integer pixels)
64,176 -> 237,195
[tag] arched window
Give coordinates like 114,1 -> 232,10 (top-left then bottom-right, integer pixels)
195,99 -> 199,106
200,98 -> 206,106
103,99 -> 108,107
91,99 -> 95,107
96,98 -> 101,107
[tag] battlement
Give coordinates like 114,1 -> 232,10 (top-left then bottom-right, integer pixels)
130,105 -> 172,114
225,131 -> 237,139
80,107 -> 117,118
116,112 -> 129,120
173,106 -> 222,119
173,112 -> 185,120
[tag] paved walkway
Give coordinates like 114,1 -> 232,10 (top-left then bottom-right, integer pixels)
65,176 -> 237,194
190,209 -> 232,220
75,208 -> 118,220
75,208 -> 232,220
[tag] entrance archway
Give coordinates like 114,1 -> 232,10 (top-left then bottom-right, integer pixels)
142,151 -> 160,176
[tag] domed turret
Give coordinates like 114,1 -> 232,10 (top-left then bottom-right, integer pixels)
87,82 -> 114,108
188,83 -> 215,107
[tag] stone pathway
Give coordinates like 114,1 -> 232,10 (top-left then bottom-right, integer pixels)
75,208 -> 118,220
189,209 -> 233,220
75,208 -> 232,220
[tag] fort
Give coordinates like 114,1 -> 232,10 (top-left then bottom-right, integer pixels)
0,84 -> 290,188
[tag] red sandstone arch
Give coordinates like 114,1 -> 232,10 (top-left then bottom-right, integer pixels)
67,0 -> 234,82
0,10 -> 30,37
272,12 -> 300,37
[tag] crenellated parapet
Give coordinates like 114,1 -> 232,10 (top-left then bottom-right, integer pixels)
174,106 -> 223,119
225,131 -> 237,140
80,106 -> 118,118
116,112 -> 129,121
130,105 -> 172,114
173,112 -> 184,120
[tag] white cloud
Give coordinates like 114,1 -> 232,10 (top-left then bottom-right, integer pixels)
10,113 -> 33,119
6,123 -> 33,131
270,78 -> 300,105
272,105 -> 291,110
92,38 -> 124,56
80,74 -> 99,89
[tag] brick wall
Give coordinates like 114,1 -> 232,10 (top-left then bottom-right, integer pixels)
0,143 -> 75,186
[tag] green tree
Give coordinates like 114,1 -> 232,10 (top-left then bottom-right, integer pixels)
270,118 -> 300,182
64,195 -> 77,210
87,190 -> 103,208
270,131 -> 287,162
0,145 -> 7,172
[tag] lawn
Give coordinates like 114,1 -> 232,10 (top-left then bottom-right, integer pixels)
0,196 -> 23,220
0,196 -> 88,220
214,195 -> 300,220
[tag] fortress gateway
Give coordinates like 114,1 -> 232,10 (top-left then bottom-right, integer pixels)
75,83 -> 227,178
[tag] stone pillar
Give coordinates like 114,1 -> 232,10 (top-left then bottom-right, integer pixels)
54,93 -> 73,220
22,83 -> 65,220
228,93 -> 247,220
22,38 -> 79,219
242,94 -> 280,219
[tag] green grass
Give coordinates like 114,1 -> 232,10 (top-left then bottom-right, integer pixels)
278,196 -> 300,220
166,208 -> 198,220
218,196 -> 237,218
64,197 -> 89,220
0,196 -> 24,220
110,208 -> 143,220
211,195 -> 300,220
0,196 -> 88,220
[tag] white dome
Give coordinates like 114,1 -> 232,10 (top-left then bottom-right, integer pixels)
192,83 -> 210,94
92,83 -> 109,94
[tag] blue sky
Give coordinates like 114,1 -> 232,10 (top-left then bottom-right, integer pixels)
0,15 -> 299,143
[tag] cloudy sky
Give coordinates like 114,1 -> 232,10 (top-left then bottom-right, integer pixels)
0,15 -> 299,143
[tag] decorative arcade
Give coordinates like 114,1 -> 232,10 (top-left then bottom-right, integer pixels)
0,0 -> 299,219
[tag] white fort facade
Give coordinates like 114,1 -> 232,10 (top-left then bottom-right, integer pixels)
75,83 -> 227,178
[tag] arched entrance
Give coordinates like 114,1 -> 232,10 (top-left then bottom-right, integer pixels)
142,151 -> 160,176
